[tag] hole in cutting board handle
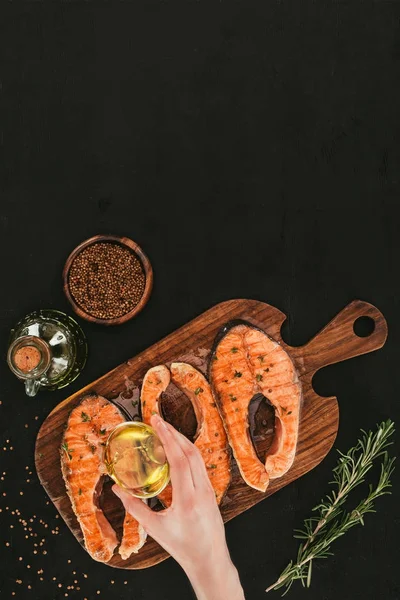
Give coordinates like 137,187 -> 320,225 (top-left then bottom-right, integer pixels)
353,316 -> 375,338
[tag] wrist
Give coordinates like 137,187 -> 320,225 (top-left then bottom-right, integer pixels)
183,547 -> 244,600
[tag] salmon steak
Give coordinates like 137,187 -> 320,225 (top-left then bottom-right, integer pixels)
210,324 -> 302,491
140,365 -> 173,507
141,363 -> 230,506
119,507 -> 147,561
170,362 -> 230,505
61,395 -> 146,563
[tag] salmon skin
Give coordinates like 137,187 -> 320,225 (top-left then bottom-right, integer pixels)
140,364 -> 230,506
210,324 -> 302,491
61,394 -> 146,562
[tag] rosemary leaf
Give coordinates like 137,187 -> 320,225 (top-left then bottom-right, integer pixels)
266,420 -> 395,595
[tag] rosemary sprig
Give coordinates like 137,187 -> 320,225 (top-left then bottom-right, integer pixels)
266,420 -> 395,595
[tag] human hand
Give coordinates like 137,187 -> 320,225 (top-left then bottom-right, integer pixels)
113,414 -> 245,600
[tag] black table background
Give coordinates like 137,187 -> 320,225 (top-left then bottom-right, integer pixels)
1,3 -> 399,599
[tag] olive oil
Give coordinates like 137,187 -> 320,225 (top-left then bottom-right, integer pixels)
104,422 -> 170,498
7,310 -> 87,396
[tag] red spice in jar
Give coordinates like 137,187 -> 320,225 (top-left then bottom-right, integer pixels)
14,346 -> 41,373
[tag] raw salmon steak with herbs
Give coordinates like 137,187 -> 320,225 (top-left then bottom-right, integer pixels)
60,395 -> 146,563
141,363 -> 230,506
140,365 -> 173,507
170,362 -> 230,504
210,324 -> 302,491
119,508 -> 147,561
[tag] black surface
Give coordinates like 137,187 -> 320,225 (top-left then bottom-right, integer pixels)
1,3 -> 399,599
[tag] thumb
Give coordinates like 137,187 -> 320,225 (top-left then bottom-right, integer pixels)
112,485 -> 156,530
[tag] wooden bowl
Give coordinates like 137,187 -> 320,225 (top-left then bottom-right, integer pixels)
63,235 -> 153,326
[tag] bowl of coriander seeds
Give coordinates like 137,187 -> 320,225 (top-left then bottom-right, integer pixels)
63,235 -> 153,325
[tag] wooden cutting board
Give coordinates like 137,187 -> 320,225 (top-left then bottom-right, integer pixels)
35,299 -> 387,570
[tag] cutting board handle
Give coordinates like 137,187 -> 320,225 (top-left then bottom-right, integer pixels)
290,300 -> 388,376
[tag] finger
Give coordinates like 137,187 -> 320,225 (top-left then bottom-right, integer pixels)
112,485 -> 155,530
173,432 -> 215,499
170,427 -> 210,484
151,416 -> 213,499
152,414 -> 210,486
151,414 -> 195,499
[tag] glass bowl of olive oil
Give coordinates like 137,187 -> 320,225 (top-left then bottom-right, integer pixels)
104,422 -> 170,499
